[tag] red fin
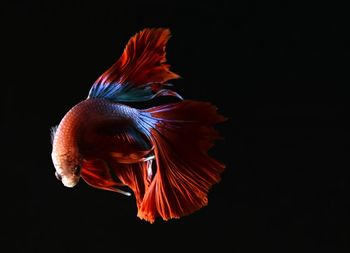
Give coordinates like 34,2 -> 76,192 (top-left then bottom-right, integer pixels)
89,28 -> 181,102
115,28 -> 180,85
109,161 -> 151,211
137,101 -> 226,222
80,159 -> 131,196
110,147 -> 153,164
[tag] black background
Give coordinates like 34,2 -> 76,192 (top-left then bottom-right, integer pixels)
4,0 -> 348,252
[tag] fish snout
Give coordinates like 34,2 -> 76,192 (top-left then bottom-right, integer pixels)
54,165 -> 81,188
55,171 -> 80,188
61,176 -> 80,188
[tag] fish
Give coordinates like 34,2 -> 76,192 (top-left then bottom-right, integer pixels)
51,28 -> 226,223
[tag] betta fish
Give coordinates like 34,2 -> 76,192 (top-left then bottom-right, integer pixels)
51,28 -> 226,223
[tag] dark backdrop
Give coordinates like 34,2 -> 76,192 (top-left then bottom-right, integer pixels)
4,1 -> 348,252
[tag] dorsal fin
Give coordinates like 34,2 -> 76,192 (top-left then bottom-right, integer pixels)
88,28 -> 182,102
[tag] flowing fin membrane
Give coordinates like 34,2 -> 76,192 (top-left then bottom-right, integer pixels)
81,159 -> 131,196
109,162 -> 152,210
135,101 -> 226,222
88,28 -> 182,102
81,28 -> 225,222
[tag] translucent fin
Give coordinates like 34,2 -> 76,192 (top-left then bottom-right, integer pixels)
88,28 -> 181,102
134,100 -> 226,222
109,161 -> 151,209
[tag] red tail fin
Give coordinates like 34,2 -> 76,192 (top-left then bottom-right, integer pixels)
137,101 -> 226,222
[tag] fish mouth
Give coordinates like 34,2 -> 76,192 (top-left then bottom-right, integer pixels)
62,176 -> 80,188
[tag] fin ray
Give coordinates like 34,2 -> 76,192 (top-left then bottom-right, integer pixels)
80,159 -> 131,195
136,100 -> 226,222
88,28 -> 181,102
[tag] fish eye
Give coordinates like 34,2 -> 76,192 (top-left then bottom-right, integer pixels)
73,165 -> 81,176
55,171 -> 62,181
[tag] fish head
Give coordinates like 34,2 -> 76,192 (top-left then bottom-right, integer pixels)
51,151 -> 82,188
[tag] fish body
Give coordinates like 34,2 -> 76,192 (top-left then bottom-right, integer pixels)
52,99 -> 138,187
51,28 -> 225,223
